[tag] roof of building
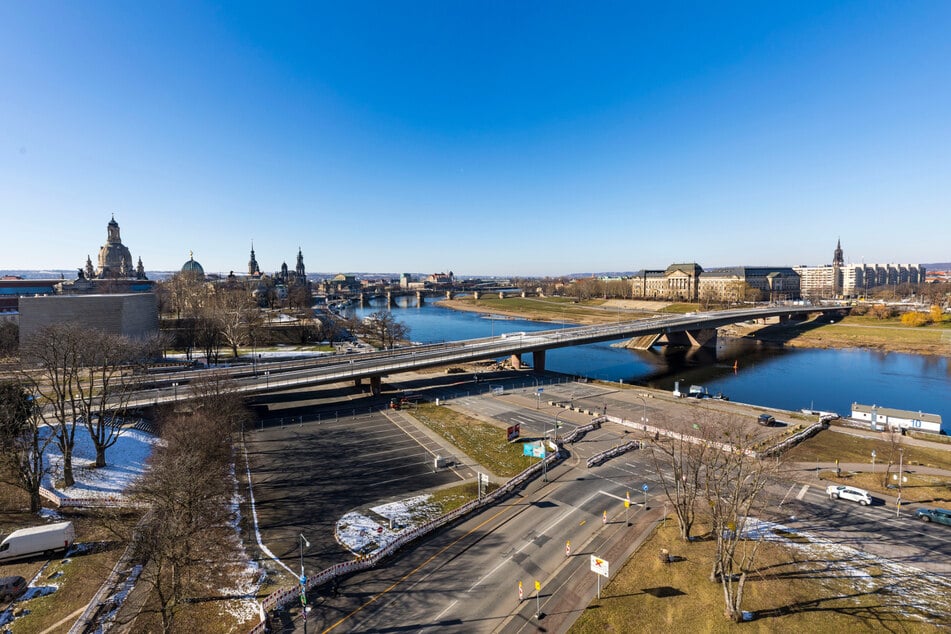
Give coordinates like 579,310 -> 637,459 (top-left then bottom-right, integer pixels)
181,252 -> 205,276
851,403 -> 942,424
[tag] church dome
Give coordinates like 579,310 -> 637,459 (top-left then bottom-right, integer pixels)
181,251 -> 205,276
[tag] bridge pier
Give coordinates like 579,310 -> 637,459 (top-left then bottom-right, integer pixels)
358,292 -> 366,307
386,292 -> 395,308
499,292 -> 505,299
629,334 -> 661,350
663,328 -> 718,349
354,377 -> 362,389
473,291 -> 481,300
370,376 -> 382,395
532,350 -> 546,373
510,354 -> 523,370
446,290 -> 453,300
416,290 -> 425,306
521,290 -> 527,298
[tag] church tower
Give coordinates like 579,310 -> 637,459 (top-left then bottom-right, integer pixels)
832,238 -> 844,296
833,239 -> 844,267
248,243 -> 261,276
295,248 -> 306,280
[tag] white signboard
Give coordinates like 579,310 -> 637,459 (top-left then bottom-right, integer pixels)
590,555 -> 609,578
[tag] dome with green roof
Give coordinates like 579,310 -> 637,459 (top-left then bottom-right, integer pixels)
181,251 -> 205,276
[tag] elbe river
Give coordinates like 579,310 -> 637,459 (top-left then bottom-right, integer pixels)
352,301 -> 950,434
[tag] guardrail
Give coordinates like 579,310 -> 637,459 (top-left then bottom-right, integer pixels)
249,447 -> 565,633
586,440 -> 641,468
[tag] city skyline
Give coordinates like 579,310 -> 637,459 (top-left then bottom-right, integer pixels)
2,2 -> 949,276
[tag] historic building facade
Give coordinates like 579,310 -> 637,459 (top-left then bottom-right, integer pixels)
84,216 -> 147,280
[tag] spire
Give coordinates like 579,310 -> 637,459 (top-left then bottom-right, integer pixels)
249,241 -> 260,275
295,247 -> 305,279
833,238 -> 844,267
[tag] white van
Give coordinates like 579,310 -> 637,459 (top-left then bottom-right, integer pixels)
0,521 -> 75,563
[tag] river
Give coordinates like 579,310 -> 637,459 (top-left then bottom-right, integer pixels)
351,301 -> 950,433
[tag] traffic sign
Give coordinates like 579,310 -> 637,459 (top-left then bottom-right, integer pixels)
518,580 -> 523,601
299,575 -> 307,586
566,540 -> 571,557
534,580 -> 541,592
625,491 -> 631,508
602,510 -> 607,524
642,484 -> 649,492
590,555 -> 609,578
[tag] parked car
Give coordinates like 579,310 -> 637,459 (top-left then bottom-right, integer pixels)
826,485 -> 872,505
915,508 -> 951,526
757,413 -> 775,426
0,575 -> 26,601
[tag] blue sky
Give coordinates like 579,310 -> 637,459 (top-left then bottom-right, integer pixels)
1,2 -> 948,276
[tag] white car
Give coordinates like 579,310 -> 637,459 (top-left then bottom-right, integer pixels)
826,485 -> 872,506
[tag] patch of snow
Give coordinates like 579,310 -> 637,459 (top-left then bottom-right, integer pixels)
42,428 -> 158,503
335,495 -> 444,556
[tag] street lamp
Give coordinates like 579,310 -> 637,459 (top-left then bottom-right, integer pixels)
171,382 -> 179,401
896,449 -> 904,518
299,532 -> 310,632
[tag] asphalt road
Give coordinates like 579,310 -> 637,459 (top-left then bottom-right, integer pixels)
252,374 -> 951,632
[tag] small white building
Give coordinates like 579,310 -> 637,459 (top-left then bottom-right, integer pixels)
851,403 -> 943,434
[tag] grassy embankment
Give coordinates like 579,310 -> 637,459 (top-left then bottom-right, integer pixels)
569,515 -> 951,633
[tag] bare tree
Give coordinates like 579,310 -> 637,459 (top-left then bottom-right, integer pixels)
701,422 -> 778,622
880,427 -> 904,488
214,288 -> 261,358
649,424 -> 715,542
0,321 -> 18,359
0,380 -> 54,513
21,322 -> 84,487
74,330 -> 150,468
130,409 -> 234,631
361,310 -> 410,349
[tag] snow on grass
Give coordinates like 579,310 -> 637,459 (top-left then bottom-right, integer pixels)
335,495 -> 444,556
41,427 -> 158,503
746,517 -> 951,625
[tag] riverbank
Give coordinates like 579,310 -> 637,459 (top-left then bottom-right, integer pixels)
436,298 -> 951,356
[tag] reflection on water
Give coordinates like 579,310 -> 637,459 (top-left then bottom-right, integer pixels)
352,301 -> 950,433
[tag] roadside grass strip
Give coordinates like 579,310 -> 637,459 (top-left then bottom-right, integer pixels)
571,517 -> 951,633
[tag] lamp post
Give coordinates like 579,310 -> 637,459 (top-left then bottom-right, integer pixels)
171,382 -> 178,401
299,532 -> 310,632
896,449 -> 904,518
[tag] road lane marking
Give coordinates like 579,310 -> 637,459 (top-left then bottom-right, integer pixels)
796,484 -> 810,500
433,599 -> 458,621
467,491 -> 601,592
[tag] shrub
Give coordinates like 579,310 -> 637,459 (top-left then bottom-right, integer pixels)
900,311 -> 930,327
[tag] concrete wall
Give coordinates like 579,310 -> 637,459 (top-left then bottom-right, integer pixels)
19,293 -> 159,345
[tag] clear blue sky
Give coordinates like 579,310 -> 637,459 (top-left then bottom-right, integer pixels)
1,2 -> 948,276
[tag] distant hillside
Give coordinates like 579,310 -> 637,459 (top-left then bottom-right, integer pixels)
923,262 -> 951,271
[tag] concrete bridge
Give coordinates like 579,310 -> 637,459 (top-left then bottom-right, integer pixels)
356,287 -> 525,307
127,304 -> 847,407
